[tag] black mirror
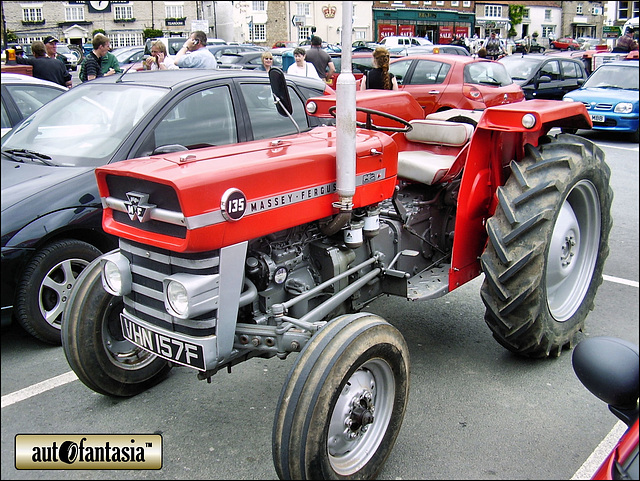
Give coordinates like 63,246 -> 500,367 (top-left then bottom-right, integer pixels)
538,75 -> 551,83
269,67 -> 293,117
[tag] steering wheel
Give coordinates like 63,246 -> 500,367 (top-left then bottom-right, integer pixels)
328,106 -> 412,133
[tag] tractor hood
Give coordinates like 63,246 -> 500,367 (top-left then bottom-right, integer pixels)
96,127 -> 398,253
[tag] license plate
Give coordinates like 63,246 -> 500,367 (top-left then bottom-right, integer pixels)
590,114 -> 605,123
121,313 -> 206,371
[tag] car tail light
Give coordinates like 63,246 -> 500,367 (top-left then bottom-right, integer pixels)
463,85 -> 483,102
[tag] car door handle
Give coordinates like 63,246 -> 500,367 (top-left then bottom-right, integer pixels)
429,90 -> 440,94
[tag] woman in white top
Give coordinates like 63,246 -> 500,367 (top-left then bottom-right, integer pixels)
286,47 -> 322,81
144,40 -> 178,70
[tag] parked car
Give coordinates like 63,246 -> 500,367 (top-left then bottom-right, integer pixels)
206,44 -> 265,65
513,38 -> 546,53
111,45 -> 145,69
388,54 -> 524,115
144,37 -> 228,56
550,37 -> 581,50
389,44 -> 470,56
562,60 -> 639,141
499,54 -> 587,100
379,36 -> 432,48
56,44 -> 79,71
1,69 -> 334,344
299,40 -> 342,53
351,40 -> 380,51
1,73 -> 67,137
272,40 -> 298,49
572,336 -> 639,480
217,50 -> 285,70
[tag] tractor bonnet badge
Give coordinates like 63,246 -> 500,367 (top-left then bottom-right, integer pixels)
221,188 -> 247,221
124,192 -> 156,223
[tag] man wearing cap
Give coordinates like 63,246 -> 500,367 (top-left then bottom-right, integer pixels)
43,36 -> 73,88
16,41 -> 72,88
613,27 -> 639,53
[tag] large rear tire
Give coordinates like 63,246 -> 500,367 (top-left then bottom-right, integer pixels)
273,313 -> 410,479
61,258 -> 172,397
480,134 -> 613,358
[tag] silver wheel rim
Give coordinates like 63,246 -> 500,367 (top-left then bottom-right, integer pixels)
328,359 -> 395,475
39,258 -> 90,329
546,180 -> 601,321
101,301 -> 157,371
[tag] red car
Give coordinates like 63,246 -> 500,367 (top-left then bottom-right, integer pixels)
389,54 -> 524,115
551,37 -> 581,50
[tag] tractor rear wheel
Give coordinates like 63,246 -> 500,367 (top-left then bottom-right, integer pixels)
480,134 -> 613,358
273,313 -> 410,479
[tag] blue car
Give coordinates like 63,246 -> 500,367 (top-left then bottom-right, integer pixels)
562,60 -> 639,142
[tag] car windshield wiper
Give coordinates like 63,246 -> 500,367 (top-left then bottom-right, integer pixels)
2,149 -> 54,166
478,80 -> 502,86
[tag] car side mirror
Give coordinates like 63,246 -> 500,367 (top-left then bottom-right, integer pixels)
538,75 -> 551,83
577,78 -> 585,85
268,67 -> 293,117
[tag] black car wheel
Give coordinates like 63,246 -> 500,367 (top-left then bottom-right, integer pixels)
15,239 -> 102,344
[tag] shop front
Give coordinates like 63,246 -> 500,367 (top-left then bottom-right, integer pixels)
373,8 -> 474,44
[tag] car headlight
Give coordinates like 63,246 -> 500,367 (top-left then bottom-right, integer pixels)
614,102 -> 633,114
563,97 -> 574,102
306,101 -> 317,114
163,273 -> 219,319
101,252 -> 132,296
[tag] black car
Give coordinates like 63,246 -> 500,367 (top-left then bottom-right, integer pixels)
499,54 -> 587,100
217,50 -> 285,70
1,69 -> 331,343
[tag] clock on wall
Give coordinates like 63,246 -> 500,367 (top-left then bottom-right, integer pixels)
88,1 -> 111,13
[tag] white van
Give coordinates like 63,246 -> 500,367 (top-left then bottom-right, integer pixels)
379,36 -> 432,48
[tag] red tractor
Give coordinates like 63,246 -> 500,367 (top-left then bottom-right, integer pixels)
62,67 -> 612,478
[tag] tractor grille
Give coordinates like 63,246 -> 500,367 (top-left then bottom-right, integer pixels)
120,239 -> 219,336
105,174 -> 187,238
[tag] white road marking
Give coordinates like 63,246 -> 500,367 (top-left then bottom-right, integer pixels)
1,371 -> 78,408
603,274 -> 639,288
571,421 -> 628,479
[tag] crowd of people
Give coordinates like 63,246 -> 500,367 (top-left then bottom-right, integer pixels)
11,26 -> 638,92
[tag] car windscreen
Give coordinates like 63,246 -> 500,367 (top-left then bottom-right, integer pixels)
583,65 -> 639,90
500,57 -> 542,80
1,83 -> 167,167
464,62 -> 513,86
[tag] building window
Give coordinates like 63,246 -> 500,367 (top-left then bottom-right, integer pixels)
253,23 -> 266,41
463,1 -> 471,7
542,25 -> 555,38
65,6 -> 84,22
354,30 -> 367,40
297,3 -> 311,16
523,8 -> 530,19
484,5 -> 503,18
110,32 -> 144,48
576,3 -> 583,15
618,1 -> 639,19
114,5 -> 134,20
451,1 -> 460,6
424,1 -> 432,5
544,9 -> 552,21
22,7 -> 43,22
253,1 -> 265,11
436,1 -> 445,6
165,4 -> 184,19
298,26 -> 311,41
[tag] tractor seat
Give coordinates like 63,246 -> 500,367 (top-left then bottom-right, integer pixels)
397,119 -> 474,185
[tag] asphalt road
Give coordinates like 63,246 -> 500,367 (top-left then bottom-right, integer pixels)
1,129 -> 638,480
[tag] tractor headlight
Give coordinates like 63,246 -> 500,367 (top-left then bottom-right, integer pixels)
101,252 -> 132,296
166,280 -> 189,317
521,113 -> 537,129
614,102 -> 633,114
163,273 -> 220,319
306,101 -> 317,114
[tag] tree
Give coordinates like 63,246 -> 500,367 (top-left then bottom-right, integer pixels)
508,4 -> 526,38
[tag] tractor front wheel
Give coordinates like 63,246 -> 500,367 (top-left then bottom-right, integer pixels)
480,134 -> 613,358
273,313 -> 410,479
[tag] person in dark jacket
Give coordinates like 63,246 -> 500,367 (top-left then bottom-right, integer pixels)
304,35 -> 335,82
360,47 -> 398,91
16,40 -> 71,88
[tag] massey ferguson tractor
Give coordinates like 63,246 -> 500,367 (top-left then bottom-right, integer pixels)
62,15 -> 613,480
